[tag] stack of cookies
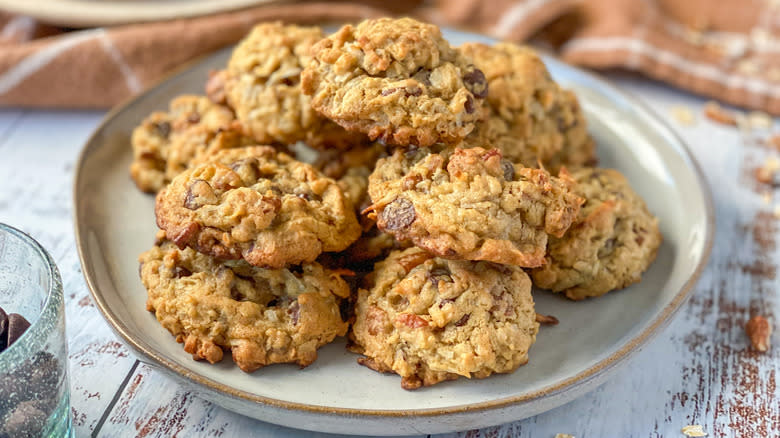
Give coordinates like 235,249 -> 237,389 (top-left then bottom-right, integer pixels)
131,18 -> 662,389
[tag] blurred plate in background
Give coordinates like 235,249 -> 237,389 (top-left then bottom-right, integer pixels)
0,0 -> 285,27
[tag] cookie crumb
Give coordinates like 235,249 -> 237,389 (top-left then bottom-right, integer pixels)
671,106 -> 696,126
536,313 -> 560,325
555,434 -> 575,438
735,113 -> 751,135
682,424 -> 707,437
745,315 -> 772,352
766,134 -> 780,151
703,101 -> 737,126
774,205 -> 780,219
755,158 -> 780,186
747,111 -> 773,130
761,192 -> 771,205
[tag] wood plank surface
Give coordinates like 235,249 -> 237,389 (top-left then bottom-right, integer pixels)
0,74 -> 776,438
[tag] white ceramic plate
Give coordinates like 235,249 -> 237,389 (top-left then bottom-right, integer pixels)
74,29 -> 714,435
0,0 -> 279,27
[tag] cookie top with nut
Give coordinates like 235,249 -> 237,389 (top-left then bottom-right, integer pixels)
350,247 -> 539,389
141,238 -> 349,372
530,168 -> 662,300
367,146 -> 584,267
222,22 -> 364,149
301,17 -> 488,147
155,146 -> 362,268
130,95 -> 243,193
460,42 -> 595,171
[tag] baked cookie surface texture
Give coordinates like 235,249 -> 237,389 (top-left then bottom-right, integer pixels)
140,239 -> 349,372
531,168 -> 662,300
367,146 -> 584,267
350,247 -> 539,389
155,146 -> 361,268
302,18 -> 488,147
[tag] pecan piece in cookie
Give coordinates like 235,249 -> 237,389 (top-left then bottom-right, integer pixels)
350,248 -> 539,389
156,146 -> 362,268
140,240 -> 349,372
302,18 -> 487,147
530,168 -> 662,299
460,42 -> 595,171
367,146 -> 584,267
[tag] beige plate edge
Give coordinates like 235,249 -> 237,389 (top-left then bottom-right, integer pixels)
0,0 -> 284,27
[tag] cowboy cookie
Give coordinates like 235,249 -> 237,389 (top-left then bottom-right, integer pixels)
460,42 -> 595,171
155,146 -> 361,268
223,22 -> 363,149
367,146 -> 584,267
140,238 -> 349,372
350,247 -> 539,389
302,18 -> 488,147
130,95 -> 245,193
531,168 -> 662,299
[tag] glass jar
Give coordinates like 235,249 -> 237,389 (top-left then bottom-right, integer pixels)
0,223 -> 72,437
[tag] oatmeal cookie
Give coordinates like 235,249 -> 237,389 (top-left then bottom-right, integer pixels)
155,146 -> 362,268
140,238 -> 349,372
350,247 -> 539,389
367,146 -> 584,267
223,22 -> 364,149
130,95 -> 241,193
530,168 -> 662,300
302,17 -> 488,147
460,43 -> 595,171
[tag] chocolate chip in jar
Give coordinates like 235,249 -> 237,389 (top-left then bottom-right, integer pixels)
0,306 -> 63,437
0,307 -> 31,353
0,307 -> 7,352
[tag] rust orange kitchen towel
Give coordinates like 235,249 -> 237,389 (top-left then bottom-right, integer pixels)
0,0 -> 778,114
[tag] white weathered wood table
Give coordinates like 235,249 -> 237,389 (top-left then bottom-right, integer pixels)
0,72 -> 777,437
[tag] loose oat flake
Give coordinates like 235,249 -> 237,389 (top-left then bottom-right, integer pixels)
671,106 -> 696,126
703,101 -> 737,126
555,434 -> 575,438
747,111 -> 773,130
682,424 -> 707,437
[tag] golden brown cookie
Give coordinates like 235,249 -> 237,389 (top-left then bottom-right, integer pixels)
531,168 -> 662,300
155,146 -> 362,268
223,22 -> 364,149
460,42 -> 595,171
350,247 -> 539,389
367,146 -> 584,267
302,18 -> 488,147
140,238 -> 349,372
130,95 -> 244,193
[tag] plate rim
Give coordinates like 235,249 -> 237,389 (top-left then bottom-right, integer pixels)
0,0 -> 278,27
73,32 -> 716,419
